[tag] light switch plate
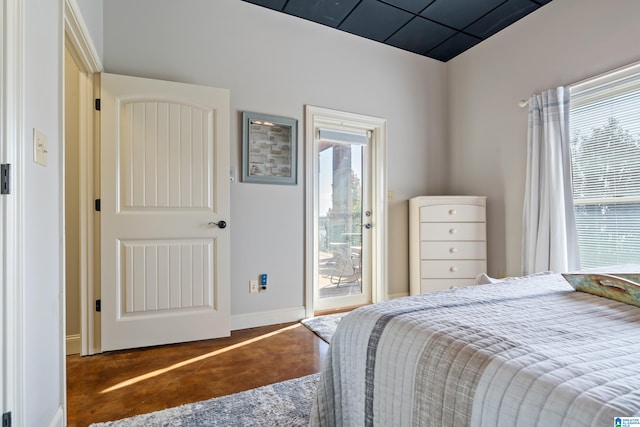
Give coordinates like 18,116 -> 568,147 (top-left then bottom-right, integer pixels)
33,128 -> 48,167
249,280 -> 259,293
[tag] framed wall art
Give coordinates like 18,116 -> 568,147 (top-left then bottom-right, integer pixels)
242,111 -> 298,185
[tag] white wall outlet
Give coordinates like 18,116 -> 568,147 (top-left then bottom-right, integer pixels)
33,128 -> 48,167
249,280 -> 259,293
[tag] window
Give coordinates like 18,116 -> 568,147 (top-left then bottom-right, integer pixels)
570,64 -> 640,268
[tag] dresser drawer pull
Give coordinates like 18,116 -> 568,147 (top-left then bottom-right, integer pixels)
449,209 -> 456,216
449,228 -> 457,234
449,247 -> 457,254
450,266 -> 458,272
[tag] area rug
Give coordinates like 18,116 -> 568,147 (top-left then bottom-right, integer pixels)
89,373 -> 320,427
300,312 -> 346,343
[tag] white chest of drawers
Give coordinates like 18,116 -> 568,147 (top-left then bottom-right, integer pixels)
409,196 -> 487,295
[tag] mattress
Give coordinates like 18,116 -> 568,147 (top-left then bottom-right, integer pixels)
310,273 -> 640,426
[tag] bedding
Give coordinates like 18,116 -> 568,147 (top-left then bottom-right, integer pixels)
310,273 -> 640,426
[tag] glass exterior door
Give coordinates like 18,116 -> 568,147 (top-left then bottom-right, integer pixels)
316,131 -> 370,309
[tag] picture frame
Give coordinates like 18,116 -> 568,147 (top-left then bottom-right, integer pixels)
242,111 -> 298,185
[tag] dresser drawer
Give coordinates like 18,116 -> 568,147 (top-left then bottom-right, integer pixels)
420,222 -> 486,241
419,278 -> 476,293
420,260 -> 487,278
420,241 -> 486,260
420,204 -> 485,222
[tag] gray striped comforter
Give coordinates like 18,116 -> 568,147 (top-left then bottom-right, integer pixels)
311,274 -> 640,426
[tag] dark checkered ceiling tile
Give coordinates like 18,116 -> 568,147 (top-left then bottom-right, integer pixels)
242,0 -> 552,62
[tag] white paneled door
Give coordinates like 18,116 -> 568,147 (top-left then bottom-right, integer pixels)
100,73 -> 230,352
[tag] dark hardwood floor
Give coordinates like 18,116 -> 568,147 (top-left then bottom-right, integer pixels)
66,322 -> 328,427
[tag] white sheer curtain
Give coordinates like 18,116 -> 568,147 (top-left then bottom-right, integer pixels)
522,87 -> 580,274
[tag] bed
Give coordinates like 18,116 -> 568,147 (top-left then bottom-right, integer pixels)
310,272 -> 640,426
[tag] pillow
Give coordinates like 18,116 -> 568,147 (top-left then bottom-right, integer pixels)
474,271 -> 553,285
562,273 -> 640,308
474,273 -> 500,285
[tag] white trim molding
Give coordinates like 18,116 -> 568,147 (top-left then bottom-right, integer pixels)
63,0 -> 102,356
63,0 -> 102,73
304,106 -> 388,317
387,291 -> 409,300
47,405 -> 64,427
1,2 -> 5,419
65,334 -> 81,355
2,0 -> 26,425
230,306 -> 306,331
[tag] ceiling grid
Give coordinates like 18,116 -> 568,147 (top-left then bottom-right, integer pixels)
242,0 -> 552,62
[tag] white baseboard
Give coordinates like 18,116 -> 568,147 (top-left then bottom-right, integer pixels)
48,405 -> 64,427
66,334 -> 81,355
231,306 -> 306,331
67,309 -> 306,353
387,291 -> 409,300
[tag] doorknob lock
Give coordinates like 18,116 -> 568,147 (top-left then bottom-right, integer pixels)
208,220 -> 227,229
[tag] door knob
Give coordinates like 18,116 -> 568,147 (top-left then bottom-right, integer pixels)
208,220 -> 227,229
363,223 -> 372,229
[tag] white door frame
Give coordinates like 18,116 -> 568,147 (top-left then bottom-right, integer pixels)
1,0 -> 99,423
304,106 -> 388,317
64,0 -> 103,356
2,0 -> 25,424
1,3 -> 4,416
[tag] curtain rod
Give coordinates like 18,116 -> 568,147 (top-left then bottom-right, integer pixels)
571,59 -> 640,93
518,59 -> 640,108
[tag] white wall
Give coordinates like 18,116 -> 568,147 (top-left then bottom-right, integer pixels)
447,0 -> 640,277
103,0 -> 448,317
23,0 -> 65,424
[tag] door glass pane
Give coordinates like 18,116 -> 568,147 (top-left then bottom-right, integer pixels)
318,142 -> 363,299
